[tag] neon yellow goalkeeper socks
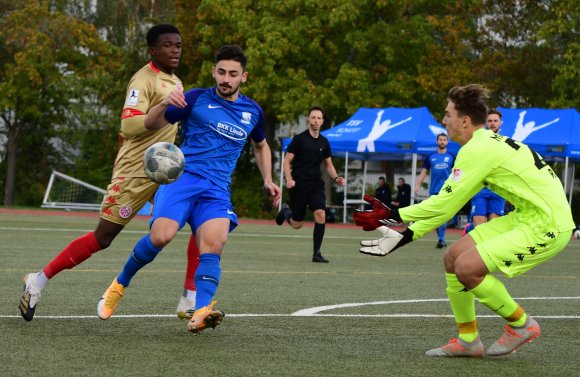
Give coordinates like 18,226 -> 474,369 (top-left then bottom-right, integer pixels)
470,274 -> 527,325
445,273 -> 478,342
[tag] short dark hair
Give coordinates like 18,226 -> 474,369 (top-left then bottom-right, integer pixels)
447,84 -> 489,126
215,44 -> 247,70
437,132 -> 448,140
308,105 -> 325,117
488,107 -> 502,119
399,177 -> 405,183
379,176 -> 385,181
146,24 -> 180,47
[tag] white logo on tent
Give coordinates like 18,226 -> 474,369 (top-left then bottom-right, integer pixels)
428,125 -> 447,136
511,110 -> 559,142
356,110 -> 412,152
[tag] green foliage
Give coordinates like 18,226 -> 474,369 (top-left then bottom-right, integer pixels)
0,0 -> 578,214
231,144 -> 278,218
0,2 -> 123,204
179,0 -> 449,125
538,0 -> 580,108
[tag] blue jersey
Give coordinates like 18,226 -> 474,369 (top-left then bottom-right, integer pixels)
423,151 -> 455,194
165,87 -> 265,192
472,186 -> 502,201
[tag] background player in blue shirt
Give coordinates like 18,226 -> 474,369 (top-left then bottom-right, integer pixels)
97,44 -> 282,334
414,133 -> 455,248
463,108 -> 506,234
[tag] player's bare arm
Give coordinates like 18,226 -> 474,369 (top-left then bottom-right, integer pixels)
324,157 -> 345,186
415,168 -> 428,194
283,152 -> 295,189
252,139 -> 282,205
144,88 -> 186,130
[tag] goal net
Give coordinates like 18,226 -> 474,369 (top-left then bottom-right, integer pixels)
41,170 -> 106,211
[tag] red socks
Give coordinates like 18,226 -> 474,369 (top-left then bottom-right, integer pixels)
43,232 -> 101,279
183,234 -> 200,291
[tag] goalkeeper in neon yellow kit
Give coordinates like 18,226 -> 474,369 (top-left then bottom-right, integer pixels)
354,84 -> 574,357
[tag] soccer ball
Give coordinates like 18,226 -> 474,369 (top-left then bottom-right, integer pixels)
143,142 -> 185,184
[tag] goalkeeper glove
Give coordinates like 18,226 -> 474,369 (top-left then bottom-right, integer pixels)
359,225 -> 414,256
353,194 -> 401,231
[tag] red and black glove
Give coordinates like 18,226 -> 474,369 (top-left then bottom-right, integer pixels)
353,194 -> 401,231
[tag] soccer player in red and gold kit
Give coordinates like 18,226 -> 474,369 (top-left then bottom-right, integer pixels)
19,24 -> 199,321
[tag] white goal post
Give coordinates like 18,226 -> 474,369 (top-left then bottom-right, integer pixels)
41,170 -> 106,211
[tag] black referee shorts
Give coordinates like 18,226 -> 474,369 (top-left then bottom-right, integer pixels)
288,180 -> 326,222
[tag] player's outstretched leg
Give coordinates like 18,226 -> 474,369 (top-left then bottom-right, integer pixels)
486,317 -> 541,356
187,301 -> 224,335
177,234 -> 199,320
425,337 -> 484,358
19,273 -> 42,321
275,203 -> 291,225
97,278 -> 125,320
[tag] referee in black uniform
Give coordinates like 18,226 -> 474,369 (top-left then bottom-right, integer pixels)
276,105 -> 345,262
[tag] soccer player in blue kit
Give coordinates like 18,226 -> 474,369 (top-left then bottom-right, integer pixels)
414,133 -> 455,248
97,44 -> 282,334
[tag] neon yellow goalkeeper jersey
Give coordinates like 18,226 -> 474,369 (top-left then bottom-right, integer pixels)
401,128 -> 574,239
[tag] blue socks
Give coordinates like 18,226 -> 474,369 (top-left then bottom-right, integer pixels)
116,236 -> 222,310
118,235 -> 162,287
194,253 -> 221,309
465,222 -> 475,233
436,223 -> 447,241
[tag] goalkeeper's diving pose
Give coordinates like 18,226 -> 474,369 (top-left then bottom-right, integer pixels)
354,84 -> 574,358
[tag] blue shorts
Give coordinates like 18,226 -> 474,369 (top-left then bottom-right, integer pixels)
471,191 -> 505,217
151,171 -> 238,234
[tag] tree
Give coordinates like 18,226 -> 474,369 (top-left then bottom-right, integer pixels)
0,3 -> 120,205
538,0 -> 580,108
177,0 -> 454,126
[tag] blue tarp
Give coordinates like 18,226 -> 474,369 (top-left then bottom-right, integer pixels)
497,107 -> 580,158
282,107 -> 457,160
282,107 -> 579,160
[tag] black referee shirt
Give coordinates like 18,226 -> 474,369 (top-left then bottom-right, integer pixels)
287,130 -> 332,183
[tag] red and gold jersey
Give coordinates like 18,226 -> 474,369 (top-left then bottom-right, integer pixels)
113,62 -> 182,178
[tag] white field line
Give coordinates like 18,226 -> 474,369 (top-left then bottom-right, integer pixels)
2,297 -> 579,319
3,226 -> 580,246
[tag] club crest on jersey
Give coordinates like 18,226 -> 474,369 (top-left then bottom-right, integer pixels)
210,121 -> 248,141
451,168 -> 462,182
241,112 -> 252,124
119,205 -> 133,219
126,89 -> 139,106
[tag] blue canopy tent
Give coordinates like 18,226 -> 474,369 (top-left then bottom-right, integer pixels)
280,107 -> 453,222
497,107 -> 580,204
280,106 -> 580,222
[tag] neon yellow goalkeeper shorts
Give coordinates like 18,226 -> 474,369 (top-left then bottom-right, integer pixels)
470,214 -> 571,278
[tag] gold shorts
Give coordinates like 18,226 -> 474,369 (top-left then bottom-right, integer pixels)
470,214 -> 572,278
100,177 -> 158,225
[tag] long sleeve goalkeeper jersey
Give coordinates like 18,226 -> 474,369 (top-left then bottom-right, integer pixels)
400,128 -> 574,239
